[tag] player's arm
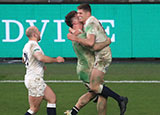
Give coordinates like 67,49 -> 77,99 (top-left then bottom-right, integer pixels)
69,27 -> 82,36
93,37 -> 111,51
67,33 -> 95,47
33,52 -> 64,63
69,27 -> 76,34
68,22 -> 96,47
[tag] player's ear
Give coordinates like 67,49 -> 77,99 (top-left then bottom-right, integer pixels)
33,33 -> 38,38
87,12 -> 91,17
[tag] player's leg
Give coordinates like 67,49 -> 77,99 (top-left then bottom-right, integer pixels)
93,48 -> 128,115
89,69 -> 108,115
89,68 -> 104,94
75,92 -> 96,110
64,64 -> 97,115
43,85 -> 56,115
97,96 -> 107,115
64,92 -> 96,115
90,68 -> 128,115
25,96 -> 43,115
25,77 -> 47,115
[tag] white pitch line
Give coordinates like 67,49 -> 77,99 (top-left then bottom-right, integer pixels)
1,80 -> 160,83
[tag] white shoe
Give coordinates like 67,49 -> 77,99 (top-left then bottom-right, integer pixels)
64,110 -> 72,115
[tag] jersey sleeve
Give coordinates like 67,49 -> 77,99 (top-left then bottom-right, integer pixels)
31,43 -> 41,55
85,22 -> 97,35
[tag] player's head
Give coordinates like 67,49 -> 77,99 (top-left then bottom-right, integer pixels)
65,10 -> 79,28
77,3 -> 91,23
26,26 -> 41,41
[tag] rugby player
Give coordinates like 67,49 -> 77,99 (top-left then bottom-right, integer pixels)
65,10 -> 111,115
67,3 -> 128,115
22,26 -> 64,115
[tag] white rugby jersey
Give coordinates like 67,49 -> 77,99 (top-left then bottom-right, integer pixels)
22,40 -> 44,77
84,16 -> 108,43
84,16 -> 111,56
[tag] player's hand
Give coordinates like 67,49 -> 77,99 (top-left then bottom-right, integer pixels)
106,37 -> 111,46
67,33 -> 77,41
56,56 -> 65,63
69,27 -> 75,34
74,29 -> 82,36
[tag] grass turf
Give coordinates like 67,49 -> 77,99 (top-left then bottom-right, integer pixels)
0,62 -> 160,115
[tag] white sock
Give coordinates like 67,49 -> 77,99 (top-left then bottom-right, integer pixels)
27,109 -> 34,114
47,103 -> 56,108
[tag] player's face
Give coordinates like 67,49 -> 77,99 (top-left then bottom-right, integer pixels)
77,9 -> 89,23
72,15 -> 83,30
72,15 -> 79,25
36,29 -> 41,41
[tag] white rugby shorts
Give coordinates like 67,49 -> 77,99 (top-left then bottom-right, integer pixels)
25,75 -> 47,97
94,46 -> 112,73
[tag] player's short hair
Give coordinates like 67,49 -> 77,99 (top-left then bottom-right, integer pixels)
26,27 -> 37,38
65,11 -> 77,28
77,3 -> 91,13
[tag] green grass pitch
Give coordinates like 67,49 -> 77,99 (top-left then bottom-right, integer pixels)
0,61 -> 160,115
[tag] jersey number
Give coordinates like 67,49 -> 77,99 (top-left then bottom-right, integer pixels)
23,53 -> 29,67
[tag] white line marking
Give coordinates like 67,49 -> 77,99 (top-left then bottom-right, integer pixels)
0,80 -> 160,83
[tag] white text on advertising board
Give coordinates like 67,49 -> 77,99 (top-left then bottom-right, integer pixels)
2,19 -> 115,42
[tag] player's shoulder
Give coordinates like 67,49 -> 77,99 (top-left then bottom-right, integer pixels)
23,41 -> 38,51
29,40 -> 38,45
28,41 -> 39,48
87,16 -> 98,23
85,16 -> 98,28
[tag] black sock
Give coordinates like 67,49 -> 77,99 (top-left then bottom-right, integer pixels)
101,85 -> 121,104
47,108 -> 56,115
25,112 -> 31,115
71,106 -> 79,115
